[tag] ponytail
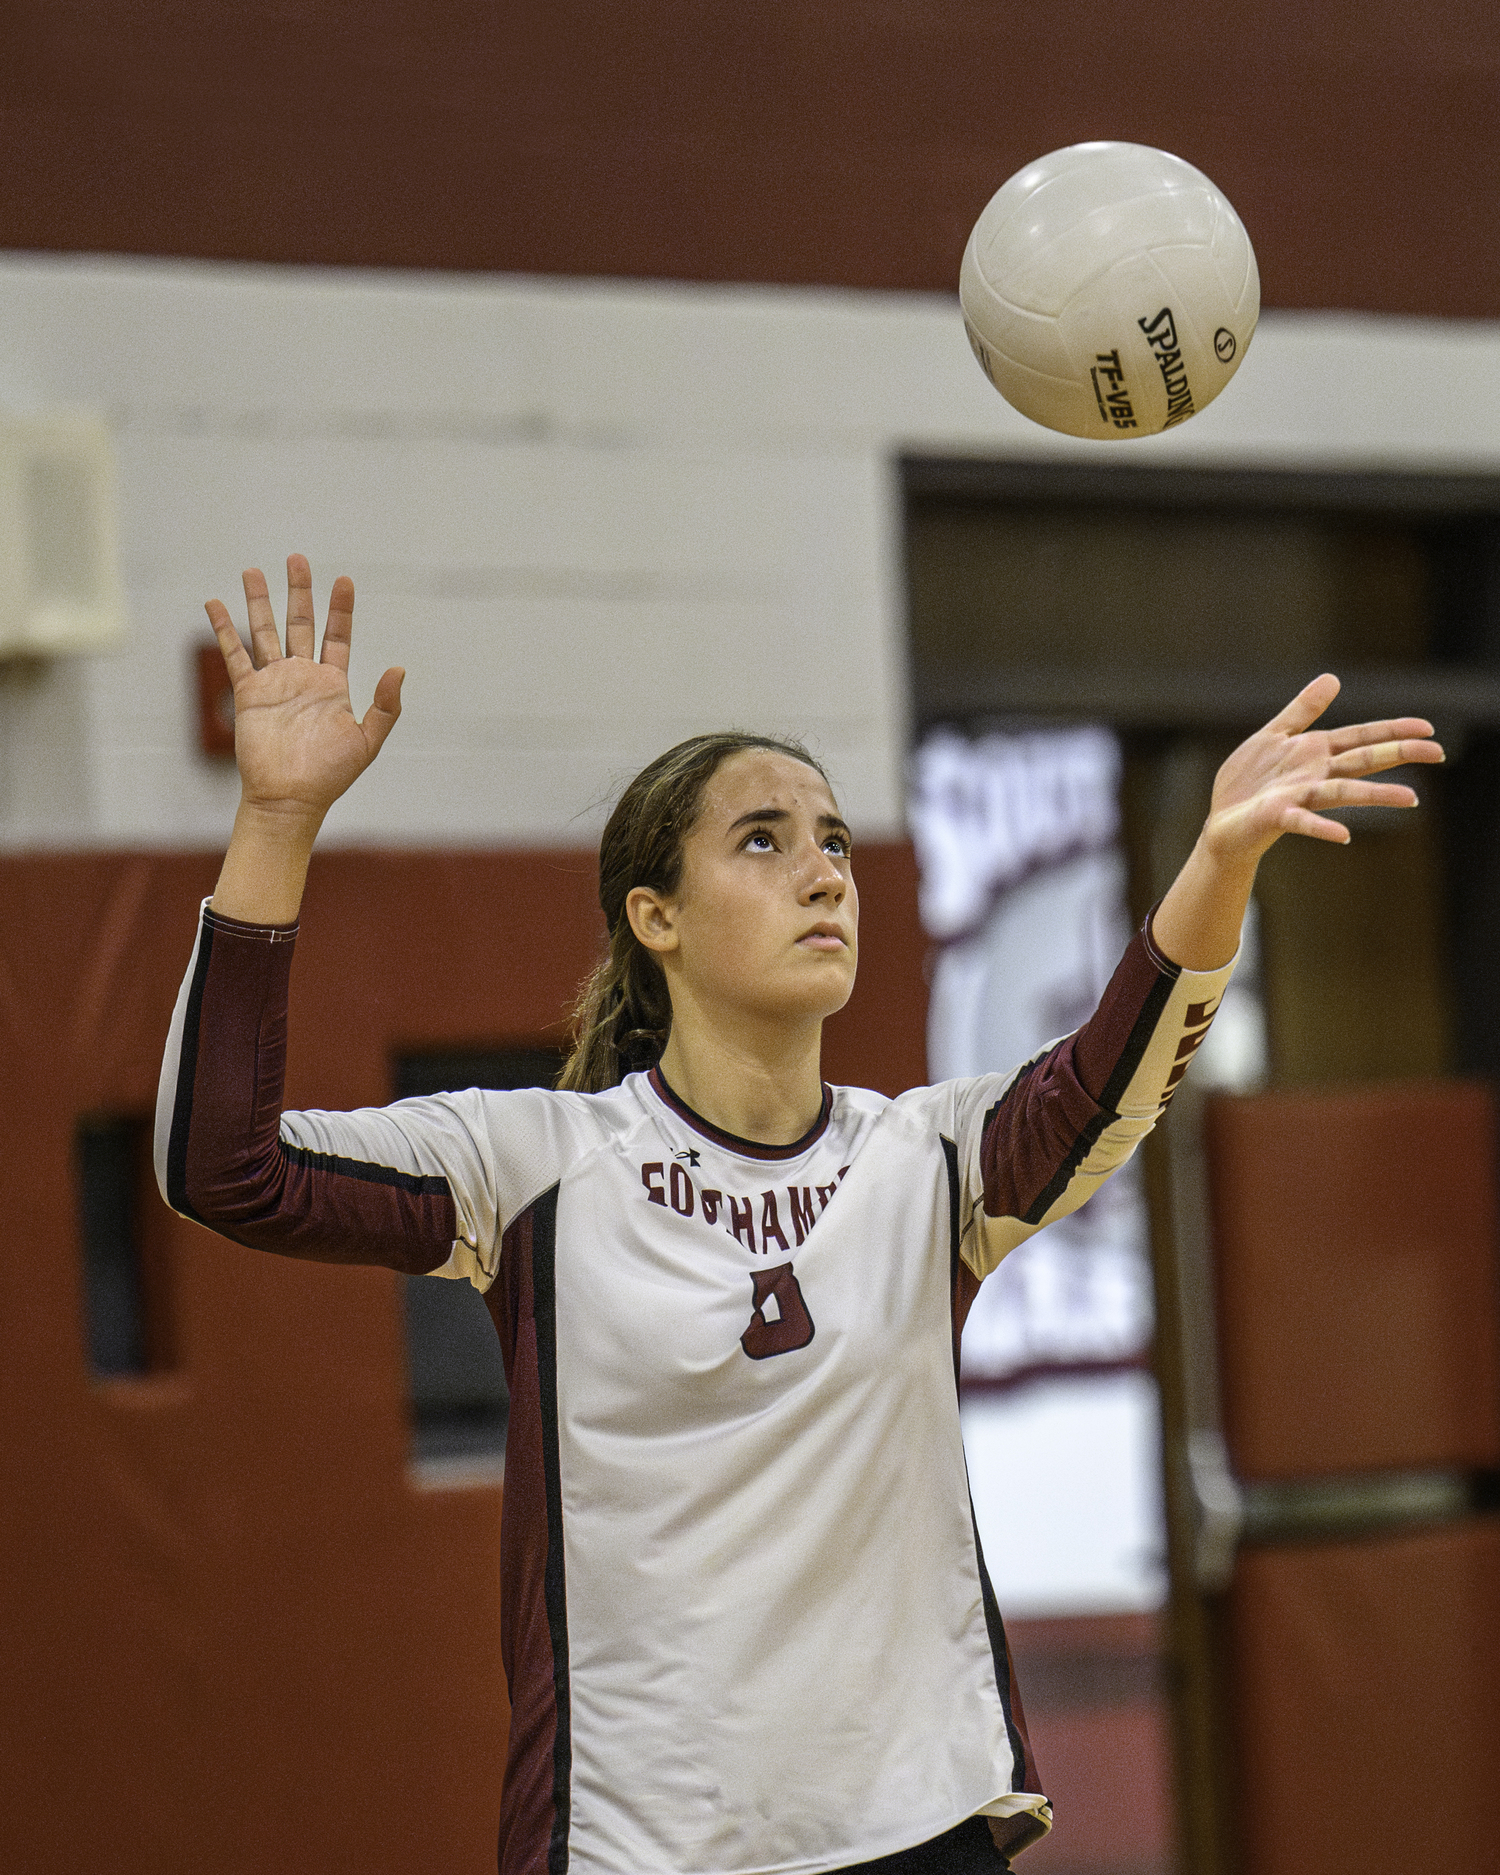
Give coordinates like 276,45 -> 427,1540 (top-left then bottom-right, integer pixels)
558,731 -> 829,1094
557,920 -> 674,1093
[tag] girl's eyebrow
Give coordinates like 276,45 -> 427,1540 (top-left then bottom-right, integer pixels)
727,805 -> 787,831
726,807 -> 852,842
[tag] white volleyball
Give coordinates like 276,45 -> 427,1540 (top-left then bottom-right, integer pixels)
960,142 -> 1260,440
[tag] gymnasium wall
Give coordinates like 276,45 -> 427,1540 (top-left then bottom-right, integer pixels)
4,1 -> 1498,319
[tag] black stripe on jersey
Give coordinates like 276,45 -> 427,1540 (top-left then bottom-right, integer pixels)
165,915 -> 216,1224
1011,963 -> 1179,1227
530,1184 -> 573,1874
1096,962 -> 1177,1115
278,1141 -> 451,1196
941,1135 -> 962,1385
969,1503 -> 1034,1797
1019,1105 -> 1111,1229
945,1132 -> 1036,1799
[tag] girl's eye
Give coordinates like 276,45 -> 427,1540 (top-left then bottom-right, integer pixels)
745,831 -> 776,852
824,836 -> 850,857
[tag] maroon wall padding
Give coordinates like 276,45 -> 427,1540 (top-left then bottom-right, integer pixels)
0,844 -> 927,1875
1206,1082 -> 1500,1481
1229,1524 -> 1500,1875
5,2 -> 1500,317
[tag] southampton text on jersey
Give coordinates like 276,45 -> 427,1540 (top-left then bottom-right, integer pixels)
641,1161 -> 852,1253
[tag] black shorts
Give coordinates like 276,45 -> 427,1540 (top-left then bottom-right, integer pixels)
834,1815 -> 1012,1873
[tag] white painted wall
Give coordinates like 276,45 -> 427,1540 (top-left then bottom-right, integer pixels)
3,253 -> 1500,850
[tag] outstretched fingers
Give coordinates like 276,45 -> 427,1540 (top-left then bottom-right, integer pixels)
1216,679 -> 1442,861
1266,672 -> 1341,736
360,666 -> 405,757
1327,734 -> 1445,779
320,575 -> 356,673
1327,715 -> 1435,754
1278,802 -> 1353,845
1276,775 -> 1420,846
1311,777 -> 1420,810
283,554 -> 317,660
1241,770 -> 1418,848
205,598 -> 255,685
241,567 -> 284,667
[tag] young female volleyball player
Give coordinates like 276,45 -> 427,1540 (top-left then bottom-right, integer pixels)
158,557 -> 1441,1874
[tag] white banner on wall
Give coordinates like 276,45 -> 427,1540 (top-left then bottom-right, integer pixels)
910,724 -> 1152,1385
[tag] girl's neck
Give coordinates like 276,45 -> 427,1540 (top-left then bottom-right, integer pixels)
654,1019 -> 825,1147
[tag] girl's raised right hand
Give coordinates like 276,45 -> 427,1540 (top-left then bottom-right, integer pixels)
206,554 -> 404,827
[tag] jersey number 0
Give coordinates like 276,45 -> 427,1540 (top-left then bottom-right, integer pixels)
741,1264 -> 815,1359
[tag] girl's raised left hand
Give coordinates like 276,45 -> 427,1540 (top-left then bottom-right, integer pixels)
1200,672 -> 1443,866
1151,673 -> 1444,972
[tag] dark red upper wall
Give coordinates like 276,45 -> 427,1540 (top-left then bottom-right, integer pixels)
4,1 -> 1498,317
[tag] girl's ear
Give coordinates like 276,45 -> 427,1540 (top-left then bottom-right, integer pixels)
626,886 -> 679,956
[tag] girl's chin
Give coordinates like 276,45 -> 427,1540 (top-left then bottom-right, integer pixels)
695,957 -> 856,1028
762,975 -> 857,1024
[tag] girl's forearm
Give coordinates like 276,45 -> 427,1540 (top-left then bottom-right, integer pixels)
1150,837 -> 1259,973
210,799 -> 324,926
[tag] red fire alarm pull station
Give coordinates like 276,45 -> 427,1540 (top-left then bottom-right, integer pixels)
196,642 -> 235,757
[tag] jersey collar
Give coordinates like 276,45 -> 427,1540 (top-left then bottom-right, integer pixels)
648,1066 -> 832,1161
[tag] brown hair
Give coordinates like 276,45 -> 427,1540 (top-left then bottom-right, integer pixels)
558,731 -> 831,1093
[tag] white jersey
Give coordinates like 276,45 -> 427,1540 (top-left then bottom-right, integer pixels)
156,901 -> 1234,1874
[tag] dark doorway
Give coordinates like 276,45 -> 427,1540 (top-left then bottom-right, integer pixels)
393,1046 -> 565,1472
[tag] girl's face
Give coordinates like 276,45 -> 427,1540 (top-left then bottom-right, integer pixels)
630,748 -> 859,1031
